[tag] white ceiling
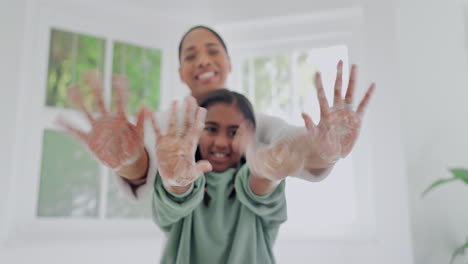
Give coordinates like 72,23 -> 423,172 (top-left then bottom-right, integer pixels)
50,0 -> 359,24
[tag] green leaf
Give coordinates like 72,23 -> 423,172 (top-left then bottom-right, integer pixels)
449,238 -> 468,264
450,168 -> 468,184
421,178 -> 456,197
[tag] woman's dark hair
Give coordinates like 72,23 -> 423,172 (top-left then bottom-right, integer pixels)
195,89 -> 256,206
178,25 -> 229,63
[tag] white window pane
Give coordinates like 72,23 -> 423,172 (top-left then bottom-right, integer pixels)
37,129 -> 100,218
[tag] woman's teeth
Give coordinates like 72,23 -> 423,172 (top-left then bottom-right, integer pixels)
199,72 -> 215,80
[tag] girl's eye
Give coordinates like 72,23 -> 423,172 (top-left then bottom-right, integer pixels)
227,130 -> 237,137
205,127 -> 217,133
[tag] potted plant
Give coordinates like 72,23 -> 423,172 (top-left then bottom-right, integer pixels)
422,168 -> 468,264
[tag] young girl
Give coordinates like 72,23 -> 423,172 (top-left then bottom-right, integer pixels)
149,89 -> 295,264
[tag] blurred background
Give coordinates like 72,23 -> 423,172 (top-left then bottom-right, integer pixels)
1,0 -> 468,263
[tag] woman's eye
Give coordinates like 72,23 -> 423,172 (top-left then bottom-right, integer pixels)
185,54 -> 196,61
208,49 -> 219,56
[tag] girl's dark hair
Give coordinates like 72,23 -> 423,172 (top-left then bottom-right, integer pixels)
195,89 -> 256,206
178,25 -> 229,63
198,89 -> 256,129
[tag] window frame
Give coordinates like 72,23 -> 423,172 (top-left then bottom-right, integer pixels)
7,4 -> 177,245
217,7 -> 377,242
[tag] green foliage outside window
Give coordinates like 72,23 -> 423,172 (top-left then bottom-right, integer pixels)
46,28 -> 106,109
253,56 -> 274,110
296,52 -> 318,108
274,55 -> 292,113
39,28 -> 161,219
242,52 -> 317,114
112,41 -> 161,115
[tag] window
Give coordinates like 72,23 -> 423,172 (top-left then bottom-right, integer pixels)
240,45 -> 349,126
37,28 -> 161,219
238,45 -> 360,238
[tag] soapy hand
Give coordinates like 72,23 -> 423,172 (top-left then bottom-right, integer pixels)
148,97 -> 212,187
300,61 -> 375,169
233,122 -> 304,181
57,70 -> 146,171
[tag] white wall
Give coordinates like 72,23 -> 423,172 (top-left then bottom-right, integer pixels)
5,0 -> 454,263
397,0 -> 468,263
358,0 -> 416,261
0,0 -> 32,261
206,0 -> 358,24
0,0 -> 27,245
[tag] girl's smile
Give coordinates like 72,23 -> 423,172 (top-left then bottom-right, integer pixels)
199,103 -> 244,172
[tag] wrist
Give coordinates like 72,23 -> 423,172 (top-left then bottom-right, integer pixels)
304,158 -> 336,177
249,172 -> 278,195
162,179 -> 192,194
117,147 -> 149,180
304,151 -> 338,170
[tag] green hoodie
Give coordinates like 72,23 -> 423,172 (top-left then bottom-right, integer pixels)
153,165 -> 287,264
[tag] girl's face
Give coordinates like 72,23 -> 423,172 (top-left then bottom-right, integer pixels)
199,103 -> 243,172
178,28 -> 232,102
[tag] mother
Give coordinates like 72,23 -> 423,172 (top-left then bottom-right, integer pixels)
61,25 -> 375,198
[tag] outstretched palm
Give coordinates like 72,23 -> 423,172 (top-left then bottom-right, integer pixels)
57,71 -> 146,171
148,97 -> 212,187
300,61 -> 375,168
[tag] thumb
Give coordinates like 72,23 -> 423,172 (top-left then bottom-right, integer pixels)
135,104 -> 147,140
301,112 -> 316,132
195,160 -> 212,174
55,115 -> 89,143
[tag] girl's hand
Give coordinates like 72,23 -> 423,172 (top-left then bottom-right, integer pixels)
148,97 -> 212,188
234,122 -> 304,182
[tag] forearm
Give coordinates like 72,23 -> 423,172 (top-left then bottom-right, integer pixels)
117,147 -> 149,180
295,161 -> 334,182
306,166 -> 333,175
249,173 -> 278,196
153,172 -> 205,228
303,150 -> 337,176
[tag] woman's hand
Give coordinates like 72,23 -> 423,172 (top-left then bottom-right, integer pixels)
148,97 -> 212,190
56,71 -> 148,179
236,61 -> 375,185
300,61 -> 375,169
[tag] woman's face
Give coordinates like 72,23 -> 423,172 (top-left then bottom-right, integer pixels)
199,103 -> 243,172
179,28 -> 232,102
